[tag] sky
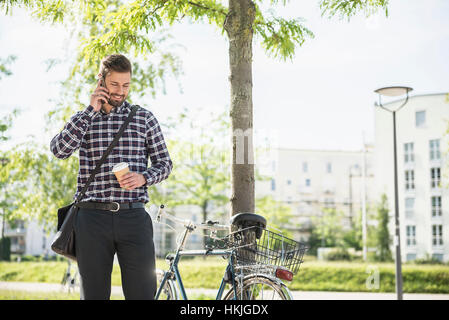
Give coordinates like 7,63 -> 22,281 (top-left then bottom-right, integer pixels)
0,0 -> 448,153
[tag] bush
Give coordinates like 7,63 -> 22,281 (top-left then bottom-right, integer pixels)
324,248 -> 353,261
371,252 -> 394,263
290,262 -> 449,293
11,254 -> 63,262
18,255 -> 41,262
413,255 -> 445,265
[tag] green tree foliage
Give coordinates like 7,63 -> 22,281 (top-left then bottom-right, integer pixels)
255,195 -> 294,237
309,206 -> 366,256
0,56 -> 19,259
0,109 -> 20,143
0,142 -> 78,231
319,0 -> 389,20
375,193 -> 392,261
342,210 -> 362,251
310,208 -> 346,249
0,55 -> 17,80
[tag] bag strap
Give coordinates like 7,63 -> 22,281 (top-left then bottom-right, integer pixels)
75,105 -> 139,203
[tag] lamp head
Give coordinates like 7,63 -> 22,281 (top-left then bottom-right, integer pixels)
374,86 -> 414,111
374,86 -> 413,97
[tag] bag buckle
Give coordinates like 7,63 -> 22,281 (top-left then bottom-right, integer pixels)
110,202 -> 120,212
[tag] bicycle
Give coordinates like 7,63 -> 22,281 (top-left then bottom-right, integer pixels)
151,204 -> 308,300
60,258 -> 79,293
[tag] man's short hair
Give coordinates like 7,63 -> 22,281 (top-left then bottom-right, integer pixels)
99,54 -> 132,78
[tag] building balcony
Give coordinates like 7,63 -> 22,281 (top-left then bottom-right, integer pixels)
3,227 -> 26,237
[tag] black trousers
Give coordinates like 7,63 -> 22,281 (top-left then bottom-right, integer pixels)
74,207 -> 156,300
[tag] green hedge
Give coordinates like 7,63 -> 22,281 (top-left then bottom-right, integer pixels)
0,259 -> 448,294
290,262 -> 449,293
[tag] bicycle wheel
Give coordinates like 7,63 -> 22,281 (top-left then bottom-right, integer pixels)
223,275 -> 291,300
156,269 -> 178,300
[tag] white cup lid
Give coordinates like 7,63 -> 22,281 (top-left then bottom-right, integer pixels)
112,162 -> 129,172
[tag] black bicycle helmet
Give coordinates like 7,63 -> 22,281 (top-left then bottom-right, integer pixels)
230,212 -> 267,230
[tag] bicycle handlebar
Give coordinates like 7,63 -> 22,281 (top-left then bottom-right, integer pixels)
150,204 -> 230,231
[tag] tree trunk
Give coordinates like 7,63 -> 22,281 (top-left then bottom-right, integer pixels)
224,0 -> 256,217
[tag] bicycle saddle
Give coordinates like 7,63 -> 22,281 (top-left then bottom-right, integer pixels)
229,212 -> 267,229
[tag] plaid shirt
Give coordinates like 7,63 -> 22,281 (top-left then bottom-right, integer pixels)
50,101 -> 173,203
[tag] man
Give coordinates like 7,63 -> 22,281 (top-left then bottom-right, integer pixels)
50,54 -> 173,300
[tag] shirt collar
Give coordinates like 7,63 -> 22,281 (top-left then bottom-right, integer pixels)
116,101 -> 130,114
100,101 -> 130,115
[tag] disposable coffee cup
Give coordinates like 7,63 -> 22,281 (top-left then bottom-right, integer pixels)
112,162 -> 129,180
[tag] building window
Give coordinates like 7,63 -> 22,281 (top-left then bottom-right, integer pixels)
432,196 -> 442,217
405,197 -> 414,219
326,162 -> 332,173
405,170 -> 415,191
404,142 -> 414,163
432,254 -> 444,262
287,180 -> 291,185
406,253 -> 417,262
303,162 -> 308,173
406,226 -> 416,246
430,168 -> 441,189
271,179 -> 276,191
415,111 -> 426,127
305,178 -> 311,187
432,225 -> 443,246
429,139 -> 441,161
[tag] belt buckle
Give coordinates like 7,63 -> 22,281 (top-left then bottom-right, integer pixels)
110,202 -> 120,212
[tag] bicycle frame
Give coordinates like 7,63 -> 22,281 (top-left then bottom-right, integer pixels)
152,204 -> 295,300
155,247 -> 239,300
154,215 -> 242,300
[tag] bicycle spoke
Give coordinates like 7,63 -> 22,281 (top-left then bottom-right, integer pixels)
225,276 -> 287,300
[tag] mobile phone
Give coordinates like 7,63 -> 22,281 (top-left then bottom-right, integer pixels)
99,74 -> 109,105
99,74 -> 106,87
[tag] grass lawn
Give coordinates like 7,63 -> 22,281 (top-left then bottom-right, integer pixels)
1,256 -> 448,294
0,289 -> 213,300
0,289 -> 123,300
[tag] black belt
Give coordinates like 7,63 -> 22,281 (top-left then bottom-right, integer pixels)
75,201 -> 145,212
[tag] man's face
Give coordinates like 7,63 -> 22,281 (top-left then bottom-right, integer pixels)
104,71 -> 131,108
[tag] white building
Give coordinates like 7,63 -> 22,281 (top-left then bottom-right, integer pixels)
1,219 -> 55,258
256,147 -> 376,240
373,92 -> 449,262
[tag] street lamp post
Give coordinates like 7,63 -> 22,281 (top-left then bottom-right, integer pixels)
374,86 -> 413,301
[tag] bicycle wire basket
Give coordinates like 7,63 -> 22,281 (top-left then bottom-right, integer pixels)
223,226 -> 309,274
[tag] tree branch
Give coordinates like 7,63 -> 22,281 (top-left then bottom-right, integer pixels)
187,0 -> 227,16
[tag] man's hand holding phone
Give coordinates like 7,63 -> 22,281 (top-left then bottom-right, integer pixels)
90,78 -> 110,112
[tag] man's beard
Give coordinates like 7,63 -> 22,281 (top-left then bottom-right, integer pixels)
108,95 -> 126,107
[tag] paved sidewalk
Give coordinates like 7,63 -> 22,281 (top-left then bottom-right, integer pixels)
1,281 -> 448,300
